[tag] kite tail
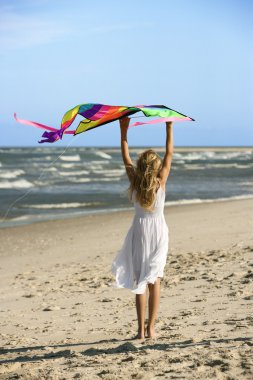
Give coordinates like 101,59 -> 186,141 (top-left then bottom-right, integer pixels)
14,113 -> 75,143
39,130 -> 63,144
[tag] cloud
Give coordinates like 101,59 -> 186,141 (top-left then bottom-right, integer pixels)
0,9 -> 71,50
0,4 -> 154,51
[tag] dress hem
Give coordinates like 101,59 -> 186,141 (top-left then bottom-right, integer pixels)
111,268 -> 165,295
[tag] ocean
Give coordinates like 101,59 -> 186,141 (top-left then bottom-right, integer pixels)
0,146 -> 253,228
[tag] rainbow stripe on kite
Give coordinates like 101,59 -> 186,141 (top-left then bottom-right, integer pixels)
14,103 -> 194,143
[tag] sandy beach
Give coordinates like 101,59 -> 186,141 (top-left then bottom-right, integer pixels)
0,198 -> 253,379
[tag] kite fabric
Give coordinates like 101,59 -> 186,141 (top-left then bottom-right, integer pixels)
14,104 -> 195,143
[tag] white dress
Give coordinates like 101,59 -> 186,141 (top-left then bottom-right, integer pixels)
111,185 -> 169,294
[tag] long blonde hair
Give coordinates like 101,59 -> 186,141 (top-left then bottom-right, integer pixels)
129,149 -> 162,210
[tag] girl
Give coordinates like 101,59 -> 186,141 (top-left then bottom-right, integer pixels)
111,117 -> 173,340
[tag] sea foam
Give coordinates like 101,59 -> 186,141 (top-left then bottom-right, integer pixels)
0,179 -> 33,189
60,155 -> 81,161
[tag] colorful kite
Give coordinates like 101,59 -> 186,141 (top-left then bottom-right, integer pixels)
14,104 -> 195,143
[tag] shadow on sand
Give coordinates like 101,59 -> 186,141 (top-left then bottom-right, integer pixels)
0,336 -> 252,364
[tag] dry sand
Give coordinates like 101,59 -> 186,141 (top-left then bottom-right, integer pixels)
0,198 -> 253,379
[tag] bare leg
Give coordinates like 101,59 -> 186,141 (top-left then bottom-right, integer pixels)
147,277 -> 161,338
135,287 -> 147,339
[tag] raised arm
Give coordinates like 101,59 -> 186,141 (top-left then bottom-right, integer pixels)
159,121 -> 174,187
120,117 -> 135,181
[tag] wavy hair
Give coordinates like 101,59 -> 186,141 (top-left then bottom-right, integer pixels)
128,149 -> 162,211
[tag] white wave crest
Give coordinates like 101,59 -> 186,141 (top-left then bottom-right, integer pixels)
22,202 -> 102,209
60,155 -> 81,162
60,163 -> 76,168
174,150 -> 253,161
89,160 -> 110,164
92,169 -> 125,177
87,165 -> 103,170
0,179 -> 34,189
71,177 -> 120,183
165,194 -> 253,206
0,169 -> 25,179
206,163 -> 253,169
95,151 -> 112,159
44,167 -> 57,172
59,170 -> 90,176
175,153 -> 203,161
182,164 -> 206,170
96,178 -> 121,182
182,162 -> 253,170
69,178 -> 91,183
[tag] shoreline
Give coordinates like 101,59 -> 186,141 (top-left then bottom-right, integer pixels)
1,193 -> 253,230
1,197 -> 252,251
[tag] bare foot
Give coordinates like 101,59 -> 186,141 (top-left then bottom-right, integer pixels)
134,328 -> 145,340
146,325 -> 156,339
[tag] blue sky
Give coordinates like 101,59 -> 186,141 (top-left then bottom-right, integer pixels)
0,0 -> 252,147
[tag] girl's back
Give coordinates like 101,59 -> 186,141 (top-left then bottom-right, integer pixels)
133,185 -> 166,219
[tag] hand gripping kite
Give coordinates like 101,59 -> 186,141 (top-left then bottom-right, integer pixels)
14,103 -> 195,143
